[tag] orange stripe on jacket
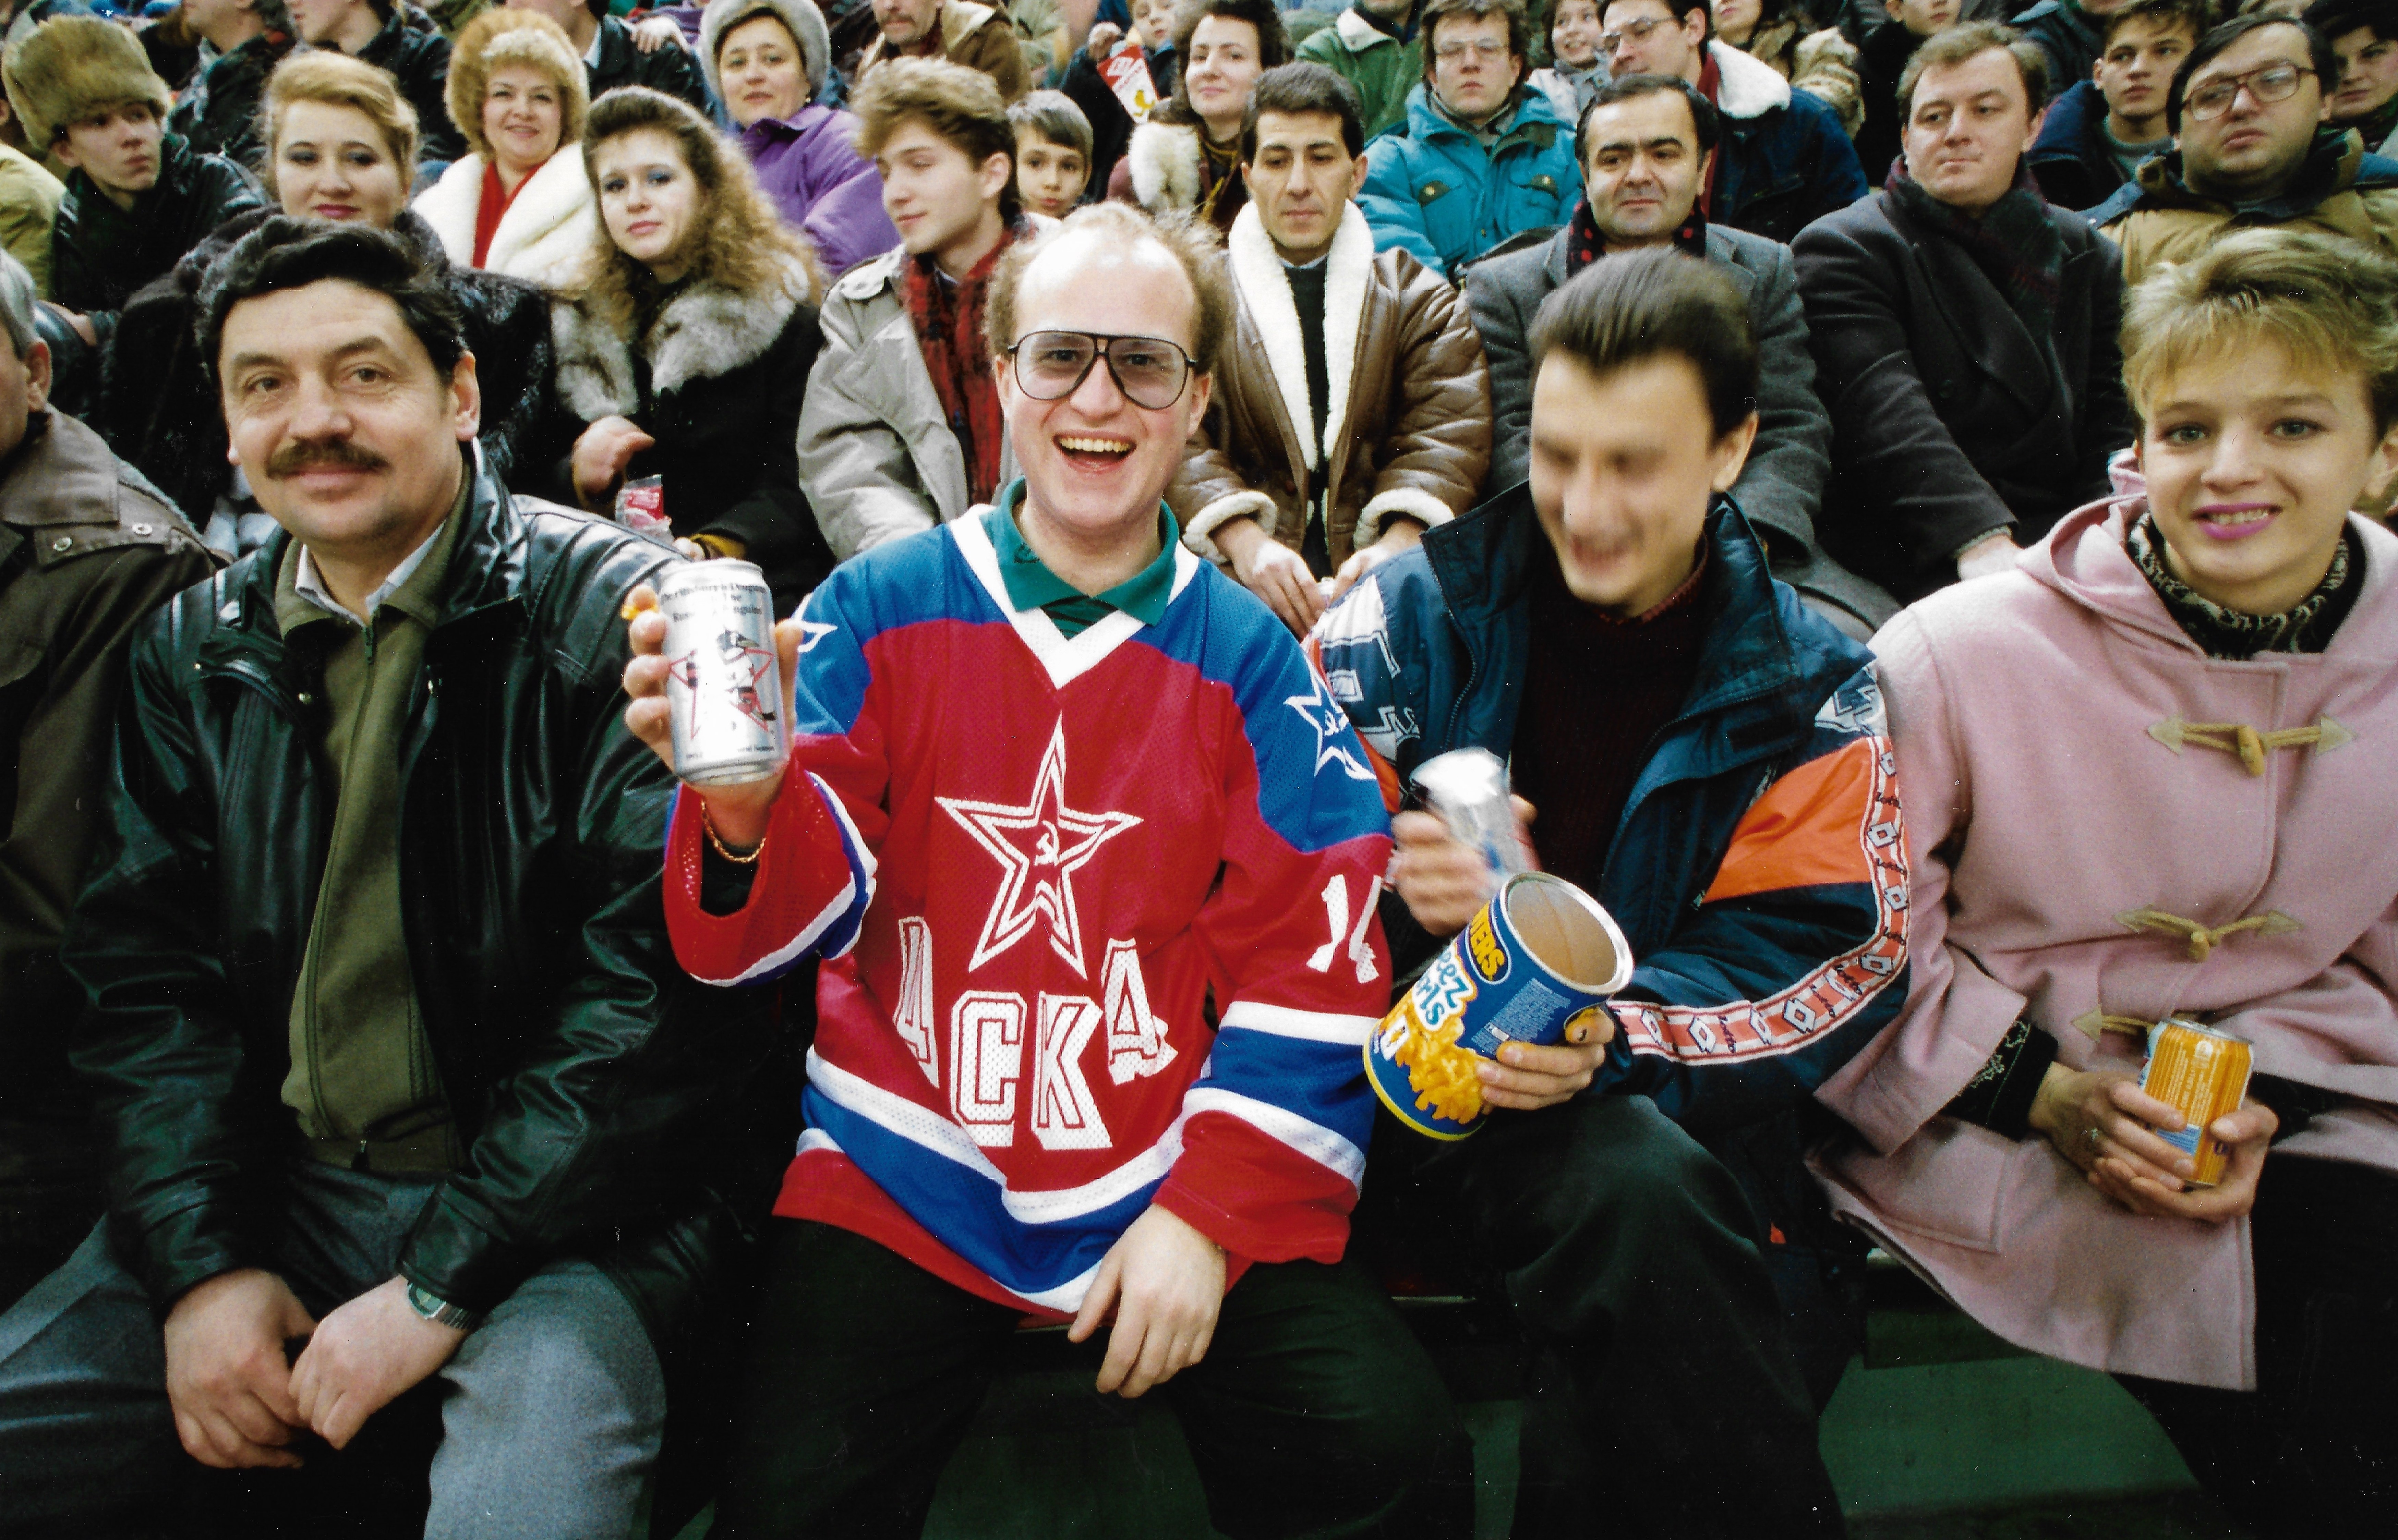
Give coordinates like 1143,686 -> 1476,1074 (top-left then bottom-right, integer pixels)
1704,736 -> 1881,904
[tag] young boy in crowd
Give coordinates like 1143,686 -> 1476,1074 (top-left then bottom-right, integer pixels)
1010,88 -> 1095,215
1854,0 -> 1960,176
2029,0 -> 2210,209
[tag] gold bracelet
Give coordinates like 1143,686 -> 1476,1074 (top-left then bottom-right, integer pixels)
703,812 -> 766,865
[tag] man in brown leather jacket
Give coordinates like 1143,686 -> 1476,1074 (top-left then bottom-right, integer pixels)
1175,63 -> 1492,635
0,248 -> 211,1310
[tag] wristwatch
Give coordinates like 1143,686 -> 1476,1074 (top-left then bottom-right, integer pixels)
405,1281 -> 483,1333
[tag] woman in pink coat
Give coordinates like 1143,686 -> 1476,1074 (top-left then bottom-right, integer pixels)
1815,228 -> 2398,1539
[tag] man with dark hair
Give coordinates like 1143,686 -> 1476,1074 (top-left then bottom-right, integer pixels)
2312,0 -> 2398,150
1468,73 -> 1894,633
1296,0 -> 1425,136
2089,12 -> 2398,279
2026,0 -> 2207,209
1319,245 -> 1905,1540
855,0 -> 1029,101
1598,0 -> 1869,239
1796,20 -> 2131,602
505,0 -> 717,117
1177,62 -> 1489,637
0,218 -> 776,1532
166,0 -> 298,168
630,199 -> 1476,1540
803,56 -> 1033,559
1358,0 -> 1583,274
3,17 -> 266,326
0,248 -> 213,1312
286,0 -> 465,163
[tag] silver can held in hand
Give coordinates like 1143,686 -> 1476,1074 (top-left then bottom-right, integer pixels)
1411,748 -> 1529,885
657,559 -> 788,787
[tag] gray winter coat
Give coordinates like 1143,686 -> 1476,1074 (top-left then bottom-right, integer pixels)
1464,220 -> 1896,630
796,247 -> 1019,562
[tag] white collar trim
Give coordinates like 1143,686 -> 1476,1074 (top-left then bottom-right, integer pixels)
947,505 -> 1201,689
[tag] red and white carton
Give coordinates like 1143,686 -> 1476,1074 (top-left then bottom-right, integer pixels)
1099,35 -> 1158,122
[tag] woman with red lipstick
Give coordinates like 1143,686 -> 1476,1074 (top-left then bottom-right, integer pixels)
698,0 -> 901,275
95,51 -> 557,550
549,87 -> 834,612
1814,228 -> 2398,1540
412,8 -> 598,287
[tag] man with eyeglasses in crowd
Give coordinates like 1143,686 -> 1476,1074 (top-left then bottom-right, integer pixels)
1594,0 -> 1867,241
2089,11 -> 2398,283
622,199 -> 1475,1538
1357,0 -> 1582,277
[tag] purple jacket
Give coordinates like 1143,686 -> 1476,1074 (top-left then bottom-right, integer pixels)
742,105 -> 898,278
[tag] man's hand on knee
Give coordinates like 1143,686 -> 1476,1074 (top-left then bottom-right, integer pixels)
1068,1205 -> 1227,1399
1477,1008 -> 1615,1112
162,1268 -> 317,1469
288,1276 -> 467,1450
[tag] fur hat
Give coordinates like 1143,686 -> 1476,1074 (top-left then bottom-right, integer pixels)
3,17 -> 174,153
698,0 -> 831,105
445,7 -> 590,165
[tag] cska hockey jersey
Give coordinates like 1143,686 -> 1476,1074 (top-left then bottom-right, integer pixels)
663,509 -> 1396,1315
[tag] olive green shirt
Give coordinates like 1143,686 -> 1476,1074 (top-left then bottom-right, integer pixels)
273,485 -> 468,1170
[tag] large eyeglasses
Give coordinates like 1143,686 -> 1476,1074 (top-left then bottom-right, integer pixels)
1433,38 -> 1509,58
1598,15 -> 1666,53
1006,331 -> 1195,410
2183,62 -> 2314,120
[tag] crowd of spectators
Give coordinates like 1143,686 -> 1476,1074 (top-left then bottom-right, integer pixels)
0,0 -> 2392,1530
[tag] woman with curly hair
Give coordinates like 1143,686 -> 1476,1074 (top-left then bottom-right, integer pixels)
550,86 -> 834,611
412,7 -> 597,284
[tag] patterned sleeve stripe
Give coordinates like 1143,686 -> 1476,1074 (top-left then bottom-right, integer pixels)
1703,735 -> 1887,905
666,773 -> 872,987
1218,1001 -> 1381,1045
1611,731 -> 1910,1065
1181,1087 -> 1367,1186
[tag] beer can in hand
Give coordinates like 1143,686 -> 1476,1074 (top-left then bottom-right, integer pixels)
2139,1018 -> 2254,1187
1412,748 -> 1530,887
657,560 -> 788,787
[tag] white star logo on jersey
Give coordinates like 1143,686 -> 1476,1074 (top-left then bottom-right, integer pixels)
1286,680 -> 1376,781
938,722 -> 1143,976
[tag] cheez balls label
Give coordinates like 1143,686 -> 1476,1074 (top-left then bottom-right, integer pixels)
1467,910 -> 1510,984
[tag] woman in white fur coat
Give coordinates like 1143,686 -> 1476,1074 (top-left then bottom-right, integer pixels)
412,8 -> 598,288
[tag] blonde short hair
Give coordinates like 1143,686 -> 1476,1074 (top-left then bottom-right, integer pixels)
260,51 -> 421,197
445,8 -> 590,165
984,201 -> 1232,375
2122,229 -> 2398,433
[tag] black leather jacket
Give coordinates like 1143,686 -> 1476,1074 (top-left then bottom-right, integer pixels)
60,458 -> 779,1334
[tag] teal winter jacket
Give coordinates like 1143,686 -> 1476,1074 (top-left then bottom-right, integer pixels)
1359,85 -> 1582,277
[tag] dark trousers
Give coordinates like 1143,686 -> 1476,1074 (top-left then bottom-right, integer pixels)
1361,1095 -> 1846,1540
2119,1156 -> 2398,1540
709,1219 -> 1477,1540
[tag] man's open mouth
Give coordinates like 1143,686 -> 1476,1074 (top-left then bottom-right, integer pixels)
1058,436 -> 1135,464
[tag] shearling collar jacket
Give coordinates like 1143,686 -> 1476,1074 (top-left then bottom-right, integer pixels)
1172,202 -> 1489,571
549,250 -> 832,609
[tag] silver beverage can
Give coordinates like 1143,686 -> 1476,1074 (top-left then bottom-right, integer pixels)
657,560 -> 789,787
1411,748 -> 1530,884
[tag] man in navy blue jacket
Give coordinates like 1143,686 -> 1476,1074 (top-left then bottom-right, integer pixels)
1317,248 -> 1909,1539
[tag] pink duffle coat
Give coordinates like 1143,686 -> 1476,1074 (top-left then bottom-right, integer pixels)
1813,495 -> 2398,1391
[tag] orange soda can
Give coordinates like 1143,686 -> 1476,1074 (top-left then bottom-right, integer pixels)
2138,1019 -> 2253,1187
